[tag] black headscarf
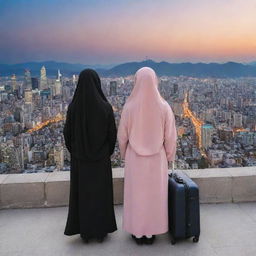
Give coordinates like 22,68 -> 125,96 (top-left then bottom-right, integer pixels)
65,69 -> 113,160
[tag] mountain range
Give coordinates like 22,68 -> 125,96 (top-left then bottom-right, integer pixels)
1,60 -> 256,78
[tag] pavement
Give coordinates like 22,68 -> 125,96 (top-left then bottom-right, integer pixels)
1,203 -> 256,256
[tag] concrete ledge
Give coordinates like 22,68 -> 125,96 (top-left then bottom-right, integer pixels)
228,167 -> 256,202
183,168 -> 233,203
0,167 -> 255,209
113,168 -> 124,204
0,173 -> 49,208
183,167 -> 256,203
45,172 -> 70,207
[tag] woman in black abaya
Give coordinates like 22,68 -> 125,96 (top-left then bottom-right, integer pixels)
63,69 -> 117,242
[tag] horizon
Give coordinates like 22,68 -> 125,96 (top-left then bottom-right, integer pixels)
1,0 -> 256,64
1,59 -> 255,67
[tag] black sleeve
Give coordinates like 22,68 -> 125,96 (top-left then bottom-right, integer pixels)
63,107 -> 72,153
108,107 -> 117,156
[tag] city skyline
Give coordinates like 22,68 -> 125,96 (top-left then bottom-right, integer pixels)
0,64 -> 255,174
1,0 -> 256,64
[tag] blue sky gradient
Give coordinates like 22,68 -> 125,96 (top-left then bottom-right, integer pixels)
1,0 -> 256,64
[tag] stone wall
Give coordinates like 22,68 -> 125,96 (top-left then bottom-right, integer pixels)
0,167 -> 255,209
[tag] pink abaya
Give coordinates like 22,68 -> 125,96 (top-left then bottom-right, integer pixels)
118,67 -> 177,237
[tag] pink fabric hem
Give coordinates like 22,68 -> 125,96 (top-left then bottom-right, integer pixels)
123,226 -> 169,237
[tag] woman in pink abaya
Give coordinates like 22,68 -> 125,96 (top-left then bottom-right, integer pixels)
118,67 -> 177,244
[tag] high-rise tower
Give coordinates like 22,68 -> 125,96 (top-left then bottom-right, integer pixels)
201,124 -> 214,149
24,69 -> 32,90
233,113 -> 243,128
53,69 -> 62,96
11,74 -> 17,92
109,81 -> 117,96
39,66 -> 48,90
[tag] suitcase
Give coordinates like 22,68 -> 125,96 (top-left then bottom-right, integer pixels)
168,163 -> 200,244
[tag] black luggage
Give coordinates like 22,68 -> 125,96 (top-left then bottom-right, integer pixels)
168,166 -> 200,244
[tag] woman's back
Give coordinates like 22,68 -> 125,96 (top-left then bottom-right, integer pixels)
118,67 -> 177,159
118,67 -> 177,239
64,69 -> 116,161
63,69 -> 117,241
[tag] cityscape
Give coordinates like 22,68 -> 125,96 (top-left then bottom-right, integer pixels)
0,65 -> 255,174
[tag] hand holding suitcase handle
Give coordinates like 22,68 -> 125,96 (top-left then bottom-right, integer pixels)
168,161 -> 175,175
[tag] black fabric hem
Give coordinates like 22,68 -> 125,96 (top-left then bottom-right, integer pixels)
64,227 -> 117,236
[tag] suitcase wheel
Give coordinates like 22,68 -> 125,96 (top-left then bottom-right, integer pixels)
171,238 -> 176,245
193,236 -> 199,243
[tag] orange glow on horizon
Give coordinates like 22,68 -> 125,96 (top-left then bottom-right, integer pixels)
2,0 -> 256,63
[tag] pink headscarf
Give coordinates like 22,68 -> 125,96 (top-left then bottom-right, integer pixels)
124,67 -> 166,156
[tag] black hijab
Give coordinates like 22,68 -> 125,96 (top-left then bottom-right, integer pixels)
67,69 -> 112,160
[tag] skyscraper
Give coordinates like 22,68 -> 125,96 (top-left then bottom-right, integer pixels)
57,69 -> 62,82
110,81 -> 117,96
11,74 -> 17,92
24,89 -> 33,104
233,113 -> 243,128
39,66 -> 48,90
201,124 -> 214,149
24,69 -> 32,90
72,74 -> 77,85
31,77 -> 39,90
54,69 -> 62,96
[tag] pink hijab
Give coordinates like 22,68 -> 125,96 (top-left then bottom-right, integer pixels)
124,67 -> 166,156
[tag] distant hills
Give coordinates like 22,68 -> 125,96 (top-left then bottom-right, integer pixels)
1,60 -> 256,78
98,60 -> 256,78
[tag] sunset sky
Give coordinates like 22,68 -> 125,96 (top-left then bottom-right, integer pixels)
1,0 -> 256,64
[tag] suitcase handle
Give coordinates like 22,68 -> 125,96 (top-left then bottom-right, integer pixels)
169,161 -> 184,183
173,173 -> 184,184
170,161 -> 184,184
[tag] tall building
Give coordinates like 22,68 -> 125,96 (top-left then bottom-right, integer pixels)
201,124 -> 214,149
54,144 -> 64,171
11,74 -> 17,92
233,113 -> 243,128
205,109 -> 214,123
31,77 -> 39,89
24,69 -> 32,90
72,74 -> 77,85
24,89 -> 33,104
236,132 -> 255,146
54,69 -> 62,96
32,90 -> 41,108
224,111 -> 232,126
57,69 -> 62,82
39,66 -> 48,90
62,86 -> 71,101
109,81 -> 117,96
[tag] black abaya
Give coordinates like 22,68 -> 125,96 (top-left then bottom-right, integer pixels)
63,69 -> 117,237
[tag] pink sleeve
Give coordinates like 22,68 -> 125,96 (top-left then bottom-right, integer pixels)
164,105 -> 177,162
117,108 -> 129,159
